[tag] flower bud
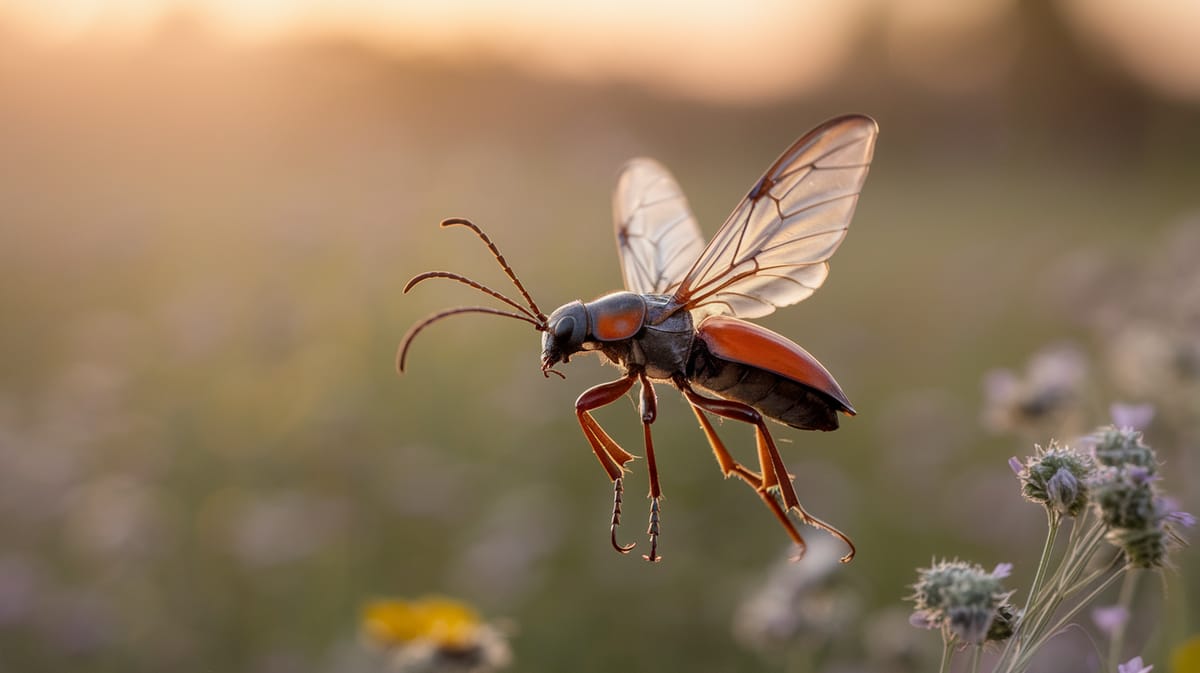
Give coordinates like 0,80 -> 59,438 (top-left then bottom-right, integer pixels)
1014,442 -> 1094,517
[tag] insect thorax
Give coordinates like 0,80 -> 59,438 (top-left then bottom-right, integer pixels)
600,294 -> 694,381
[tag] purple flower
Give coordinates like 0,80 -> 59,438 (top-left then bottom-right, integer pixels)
909,610 -> 937,630
1118,656 -> 1152,673
992,563 -> 1013,579
1091,604 -> 1129,638
1008,456 -> 1023,475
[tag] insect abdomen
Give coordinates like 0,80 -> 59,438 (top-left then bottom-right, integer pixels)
688,342 -> 846,431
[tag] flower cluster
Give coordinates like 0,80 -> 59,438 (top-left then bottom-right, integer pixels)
1084,425 -> 1192,569
1007,425 -> 1192,569
909,411 -> 1193,673
909,560 -> 1016,645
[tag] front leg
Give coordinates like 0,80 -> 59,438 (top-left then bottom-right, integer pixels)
575,375 -> 639,554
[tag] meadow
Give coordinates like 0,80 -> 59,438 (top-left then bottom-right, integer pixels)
0,17 -> 1197,673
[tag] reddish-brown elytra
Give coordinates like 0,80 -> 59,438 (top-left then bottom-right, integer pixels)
399,115 -> 879,563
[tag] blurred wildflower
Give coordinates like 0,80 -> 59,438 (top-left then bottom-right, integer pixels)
227,491 -> 349,568
1012,442 -> 1094,517
447,489 -> 564,605
982,343 -> 1088,436
1170,635 -> 1200,673
1109,403 -> 1155,432
1105,323 -> 1200,407
0,556 -> 38,626
733,537 -> 860,653
908,559 -> 1015,645
863,607 -> 930,672
1117,656 -> 1152,673
1091,604 -> 1130,639
361,596 -> 511,673
64,474 -> 159,560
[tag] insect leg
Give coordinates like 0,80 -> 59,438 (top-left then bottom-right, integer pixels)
576,375 -> 639,554
637,373 -> 662,562
680,382 -> 856,563
688,401 -> 809,560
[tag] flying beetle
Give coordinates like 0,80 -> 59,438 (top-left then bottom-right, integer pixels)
399,115 -> 878,563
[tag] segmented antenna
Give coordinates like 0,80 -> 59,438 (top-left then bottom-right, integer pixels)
397,305 -> 541,374
439,218 -> 548,323
405,271 -> 537,320
398,218 -> 564,378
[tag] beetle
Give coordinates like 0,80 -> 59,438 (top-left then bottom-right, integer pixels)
399,114 -> 878,563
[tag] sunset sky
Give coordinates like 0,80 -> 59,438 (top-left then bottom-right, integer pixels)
4,0 -> 1199,103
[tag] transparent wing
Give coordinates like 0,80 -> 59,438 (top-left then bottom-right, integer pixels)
613,158 -> 706,295
672,115 -> 878,319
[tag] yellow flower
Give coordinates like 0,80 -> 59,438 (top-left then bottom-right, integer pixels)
1172,634 -> 1200,673
362,596 -> 482,650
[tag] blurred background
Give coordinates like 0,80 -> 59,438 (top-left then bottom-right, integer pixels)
1,1 -> 1198,672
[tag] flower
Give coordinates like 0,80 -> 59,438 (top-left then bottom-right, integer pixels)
1117,655 -> 1153,673
908,559 -> 1014,644
733,537 -> 859,652
1090,463 -> 1192,569
1091,466 -> 1159,531
361,596 -> 512,673
982,344 -> 1088,435
1170,635 -> 1200,673
1088,426 -> 1158,474
1091,604 -> 1130,639
1109,403 -> 1155,431
1013,442 -> 1094,517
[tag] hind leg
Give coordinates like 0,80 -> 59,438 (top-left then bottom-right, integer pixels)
679,381 -> 855,563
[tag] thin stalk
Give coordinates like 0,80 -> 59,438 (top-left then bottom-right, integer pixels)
1010,569 -> 1126,673
1023,519 -> 1106,639
939,633 -> 956,673
1024,512 -> 1061,617
969,644 -> 983,673
998,511 -> 1061,668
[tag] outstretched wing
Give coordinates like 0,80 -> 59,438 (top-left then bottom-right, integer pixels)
613,158 -> 706,295
672,115 -> 878,319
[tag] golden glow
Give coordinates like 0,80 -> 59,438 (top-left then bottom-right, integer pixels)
1060,0 -> 1200,101
0,0 -> 869,102
883,0 -> 1020,94
4,0 -> 1200,102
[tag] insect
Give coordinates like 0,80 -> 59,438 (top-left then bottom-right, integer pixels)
399,115 -> 878,563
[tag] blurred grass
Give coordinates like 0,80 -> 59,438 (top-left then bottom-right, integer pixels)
0,18 -> 1198,673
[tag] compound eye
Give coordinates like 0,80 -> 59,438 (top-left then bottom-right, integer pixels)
553,315 -> 576,341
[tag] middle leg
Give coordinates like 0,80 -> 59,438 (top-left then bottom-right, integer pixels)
637,373 -> 662,562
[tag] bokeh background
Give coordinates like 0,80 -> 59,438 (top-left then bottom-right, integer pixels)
1,1 -> 1198,672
